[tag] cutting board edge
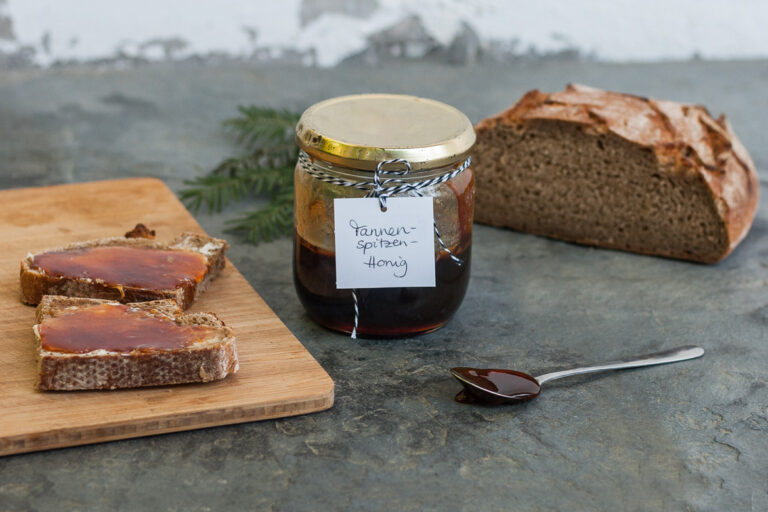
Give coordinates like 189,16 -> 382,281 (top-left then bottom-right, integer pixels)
1,383 -> 334,457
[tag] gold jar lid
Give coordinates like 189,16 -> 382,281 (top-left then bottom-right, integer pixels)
296,94 -> 475,171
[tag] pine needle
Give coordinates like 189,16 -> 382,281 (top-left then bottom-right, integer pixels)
179,105 -> 301,244
225,198 -> 294,244
179,173 -> 250,214
223,106 -> 300,152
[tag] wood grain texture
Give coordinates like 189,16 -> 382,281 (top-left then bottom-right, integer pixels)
0,178 -> 334,456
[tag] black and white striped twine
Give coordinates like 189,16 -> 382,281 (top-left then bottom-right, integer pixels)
298,151 -> 471,338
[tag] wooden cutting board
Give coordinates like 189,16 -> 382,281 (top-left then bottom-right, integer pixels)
0,178 -> 334,456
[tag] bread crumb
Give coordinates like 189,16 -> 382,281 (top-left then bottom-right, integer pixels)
125,224 -> 156,239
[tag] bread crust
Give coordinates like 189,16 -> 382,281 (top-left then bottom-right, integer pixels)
34,296 -> 239,391
474,84 -> 759,263
20,230 -> 228,308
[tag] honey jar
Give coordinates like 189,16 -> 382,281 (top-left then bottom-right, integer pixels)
293,94 -> 475,337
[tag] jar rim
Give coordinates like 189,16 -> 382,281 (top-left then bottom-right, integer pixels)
296,94 -> 475,171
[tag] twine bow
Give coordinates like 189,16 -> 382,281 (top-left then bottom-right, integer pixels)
368,158 -> 412,211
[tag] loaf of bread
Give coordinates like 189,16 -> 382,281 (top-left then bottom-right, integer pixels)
473,84 -> 759,263
34,296 -> 239,391
21,225 -> 228,308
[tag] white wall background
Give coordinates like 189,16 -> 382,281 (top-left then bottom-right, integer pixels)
1,0 -> 767,67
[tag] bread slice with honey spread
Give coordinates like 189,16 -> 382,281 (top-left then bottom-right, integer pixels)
20,224 -> 228,309
33,296 -> 239,391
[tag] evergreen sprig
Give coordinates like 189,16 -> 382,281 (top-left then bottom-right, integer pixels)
180,106 -> 301,244
224,106 -> 300,151
225,191 -> 294,245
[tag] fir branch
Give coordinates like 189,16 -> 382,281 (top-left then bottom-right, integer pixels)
179,105 -> 301,245
225,195 -> 294,244
223,106 -> 300,151
179,173 -> 250,214
210,146 -> 297,176
181,159 -> 295,213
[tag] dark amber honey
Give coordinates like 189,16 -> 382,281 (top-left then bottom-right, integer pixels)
32,246 -> 208,290
293,234 -> 471,337
452,367 -> 541,404
38,304 -> 217,353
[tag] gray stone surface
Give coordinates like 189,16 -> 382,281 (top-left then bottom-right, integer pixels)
1,60 -> 767,511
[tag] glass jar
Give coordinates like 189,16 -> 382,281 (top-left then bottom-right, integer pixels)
293,94 -> 475,337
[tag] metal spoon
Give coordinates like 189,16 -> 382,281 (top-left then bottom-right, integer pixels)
451,345 -> 704,405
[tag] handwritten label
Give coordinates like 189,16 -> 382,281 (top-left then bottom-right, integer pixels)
334,197 -> 436,289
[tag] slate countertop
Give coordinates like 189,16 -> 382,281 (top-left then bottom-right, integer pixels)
1,59 -> 767,511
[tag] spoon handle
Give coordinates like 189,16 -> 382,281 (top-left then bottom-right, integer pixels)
534,345 -> 704,385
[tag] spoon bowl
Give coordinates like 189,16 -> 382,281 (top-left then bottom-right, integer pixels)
450,367 -> 541,404
451,345 -> 704,405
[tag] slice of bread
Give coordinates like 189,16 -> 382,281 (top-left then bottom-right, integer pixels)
473,84 -> 759,263
34,296 -> 239,391
20,225 -> 228,308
